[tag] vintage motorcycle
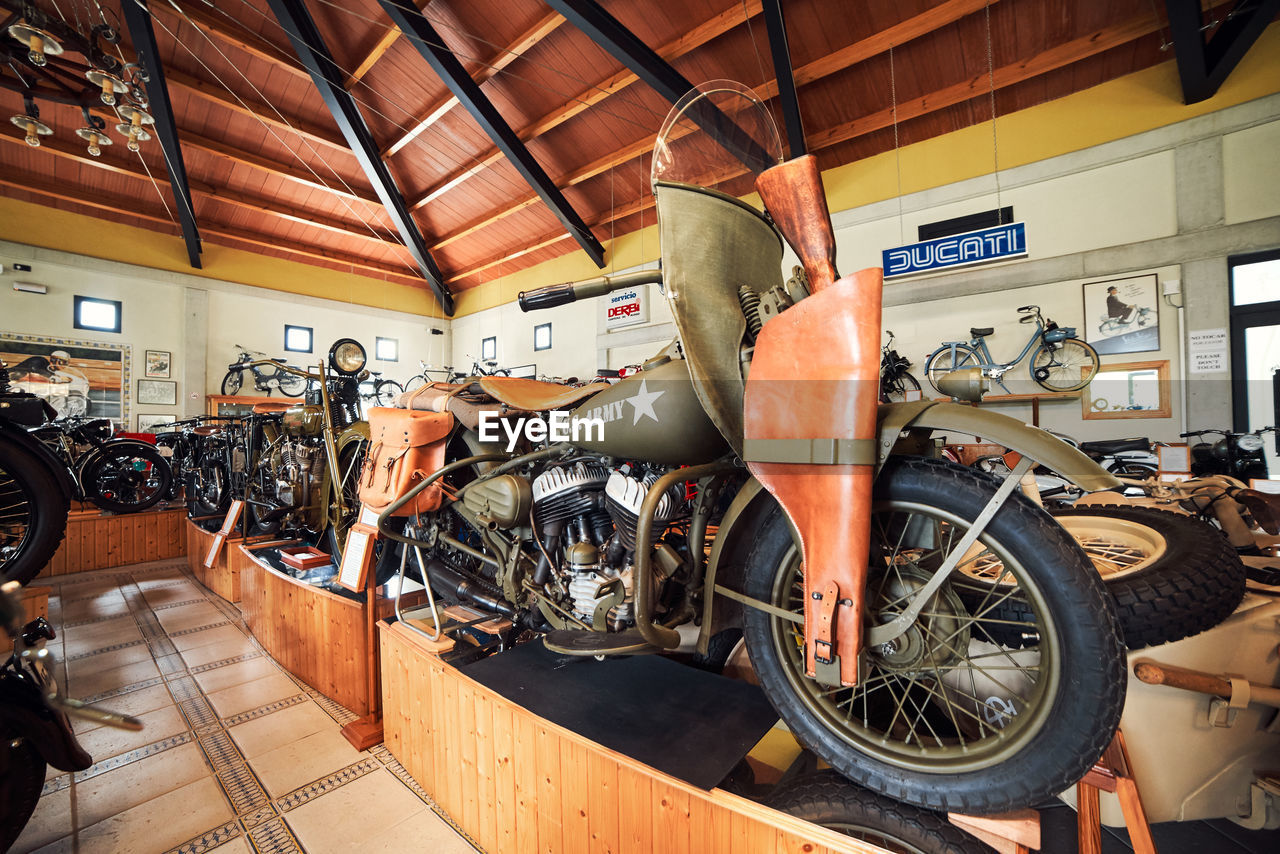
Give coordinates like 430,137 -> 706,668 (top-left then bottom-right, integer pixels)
378,83 -> 1126,815
0,579 -> 143,849
221,345 -> 309,397
1182,427 -> 1274,481
0,363 -> 71,586
29,417 -> 173,514
877,330 -> 921,403
240,340 -> 369,556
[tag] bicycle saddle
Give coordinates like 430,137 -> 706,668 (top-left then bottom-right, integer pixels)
1078,437 -> 1150,455
970,327 -> 994,337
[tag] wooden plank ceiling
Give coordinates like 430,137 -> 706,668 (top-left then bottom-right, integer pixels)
0,0 -> 1232,308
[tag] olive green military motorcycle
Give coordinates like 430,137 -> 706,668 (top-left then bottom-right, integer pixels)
380,83 -> 1126,815
242,339 -> 369,557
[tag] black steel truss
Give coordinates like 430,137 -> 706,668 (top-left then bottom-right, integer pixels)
265,0 -> 454,315
761,0 -> 806,158
1164,0 -> 1280,104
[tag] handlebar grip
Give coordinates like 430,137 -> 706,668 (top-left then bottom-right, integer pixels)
518,269 -> 664,312
1016,305 -> 1037,312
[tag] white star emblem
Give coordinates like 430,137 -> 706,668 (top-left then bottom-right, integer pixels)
625,379 -> 664,425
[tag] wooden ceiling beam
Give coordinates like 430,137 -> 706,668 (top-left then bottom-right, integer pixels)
407,0 -> 758,211
447,7 -> 1166,286
427,0 -> 989,252
151,1 -> 312,82
0,175 -> 427,286
382,10 -> 564,157
0,133 -> 402,250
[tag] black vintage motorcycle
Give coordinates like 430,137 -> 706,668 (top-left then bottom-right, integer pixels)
380,83 -> 1126,815
878,330 -> 921,403
30,417 -> 173,514
221,345 -> 309,397
0,580 -> 143,849
240,340 -> 369,557
1183,426 -> 1274,481
0,363 -> 72,586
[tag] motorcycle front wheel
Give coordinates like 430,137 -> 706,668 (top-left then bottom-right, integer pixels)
0,440 -> 69,585
84,444 -> 172,514
221,369 -> 243,396
0,736 -> 46,851
189,462 -> 230,516
742,456 -> 1125,815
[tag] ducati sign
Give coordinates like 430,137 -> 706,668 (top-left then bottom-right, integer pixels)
604,288 -> 648,329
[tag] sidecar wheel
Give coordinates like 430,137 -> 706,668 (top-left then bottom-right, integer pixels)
741,456 -> 1126,815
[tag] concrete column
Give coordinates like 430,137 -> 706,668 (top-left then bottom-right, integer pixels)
183,287 -> 208,418
1180,256 -> 1232,431
1174,137 -> 1225,233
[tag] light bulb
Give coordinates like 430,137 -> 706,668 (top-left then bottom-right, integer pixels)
27,34 -> 45,66
127,131 -> 140,152
88,133 -> 101,156
25,121 -> 39,147
101,88 -> 116,106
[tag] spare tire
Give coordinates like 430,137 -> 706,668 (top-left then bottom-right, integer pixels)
957,505 -> 1244,650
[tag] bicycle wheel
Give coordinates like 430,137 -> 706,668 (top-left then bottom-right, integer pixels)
924,345 -> 979,395
1030,339 -> 1098,392
220,370 -> 242,396
374,379 -> 404,407
278,370 -> 308,397
881,371 -> 922,403
404,374 -> 426,393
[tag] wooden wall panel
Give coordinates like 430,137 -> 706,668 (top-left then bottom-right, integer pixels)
37,506 -> 186,579
379,621 -> 881,854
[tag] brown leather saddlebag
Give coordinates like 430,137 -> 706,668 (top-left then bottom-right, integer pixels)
359,407 -> 453,516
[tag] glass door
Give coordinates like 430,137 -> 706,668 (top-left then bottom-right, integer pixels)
1229,250 -> 1280,481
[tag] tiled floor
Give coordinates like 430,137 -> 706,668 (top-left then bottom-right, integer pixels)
14,559 -> 479,854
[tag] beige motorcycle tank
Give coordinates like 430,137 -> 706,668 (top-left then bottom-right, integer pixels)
569,357 -> 728,465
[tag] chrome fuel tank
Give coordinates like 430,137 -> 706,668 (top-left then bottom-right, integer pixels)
570,358 -> 728,465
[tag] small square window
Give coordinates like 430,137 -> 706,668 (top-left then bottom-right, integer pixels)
74,296 -> 121,333
284,324 -> 313,353
534,323 -> 552,352
375,337 -> 398,362
481,336 -> 496,361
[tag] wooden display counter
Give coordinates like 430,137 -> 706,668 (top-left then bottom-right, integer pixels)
2,585 -> 49,655
239,543 -> 421,718
39,505 -> 186,579
184,514 -> 274,602
379,620 -> 874,854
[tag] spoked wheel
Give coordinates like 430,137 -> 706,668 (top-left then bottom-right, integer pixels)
84,444 -> 172,513
373,379 -> 404,407
924,346 -> 979,395
742,457 -> 1126,815
324,439 -> 367,560
0,441 -> 68,586
768,771 -> 995,854
277,371 -> 307,397
221,369 -> 243,396
881,371 -> 923,403
189,462 -> 230,516
1029,339 -> 1098,392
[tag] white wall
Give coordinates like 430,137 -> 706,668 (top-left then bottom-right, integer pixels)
0,240 -> 452,428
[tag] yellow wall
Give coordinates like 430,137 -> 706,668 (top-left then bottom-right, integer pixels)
2,24 -> 1277,319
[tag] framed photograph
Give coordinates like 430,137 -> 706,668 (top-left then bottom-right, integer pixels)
1159,443 -> 1191,473
137,414 -> 176,433
137,379 -> 177,406
1,331 -> 129,421
1081,360 -> 1172,420
1082,274 -> 1160,355
144,349 -> 171,378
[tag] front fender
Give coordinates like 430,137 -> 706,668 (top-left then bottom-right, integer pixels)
0,421 -> 74,504
877,401 -> 1120,492
0,669 -> 91,772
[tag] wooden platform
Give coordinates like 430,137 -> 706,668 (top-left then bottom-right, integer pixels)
185,515 -> 277,602
239,543 -> 419,718
38,505 -> 186,579
1,585 -> 49,655
379,620 -> 880,854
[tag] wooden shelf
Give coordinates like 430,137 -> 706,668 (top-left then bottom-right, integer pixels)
933,391 -> 1080,403
204,393 -> 301,417
379,620 -> 870,854
39,505 -> 186,579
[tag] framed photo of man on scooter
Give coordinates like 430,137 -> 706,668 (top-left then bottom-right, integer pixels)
1082,274 -> 1160,355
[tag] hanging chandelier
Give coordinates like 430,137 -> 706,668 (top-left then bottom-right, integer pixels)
1,0 -> 152,156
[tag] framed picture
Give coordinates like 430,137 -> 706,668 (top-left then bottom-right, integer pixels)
144,349 -> 171,378
1082,274 -> 1160,355
1,331 -> 129,421
137,379 -> 177,406
137,414 -> 176,433
1081,360 -> 1172,420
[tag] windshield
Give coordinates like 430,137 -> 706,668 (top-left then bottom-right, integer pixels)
651,80 -> 783,194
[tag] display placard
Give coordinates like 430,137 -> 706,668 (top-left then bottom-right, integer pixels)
203,500 -> 244,568
337,523 -> 377,592
1157,444 -> 1190,474
1250,479 -> 1280,495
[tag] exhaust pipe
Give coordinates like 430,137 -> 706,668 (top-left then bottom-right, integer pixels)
421,557 -> 517,619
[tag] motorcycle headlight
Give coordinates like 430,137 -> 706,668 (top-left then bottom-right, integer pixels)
1237,434 -> 1264,453
328,339 -> 366,375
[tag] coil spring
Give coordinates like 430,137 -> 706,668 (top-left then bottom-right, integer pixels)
738,286 -> 762,342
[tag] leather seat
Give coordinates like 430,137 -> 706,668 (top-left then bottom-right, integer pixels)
192,425 -> 224,437
252,401 -> 291,414
1079,437 -> 1150,455
476,377 -> 610,412
970,327 -> 994,337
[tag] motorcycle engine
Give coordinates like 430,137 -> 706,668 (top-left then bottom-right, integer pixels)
275,439 -> 323,509
529,461 -> 686,630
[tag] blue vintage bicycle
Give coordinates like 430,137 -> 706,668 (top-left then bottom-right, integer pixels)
924,305 -> 1099,395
